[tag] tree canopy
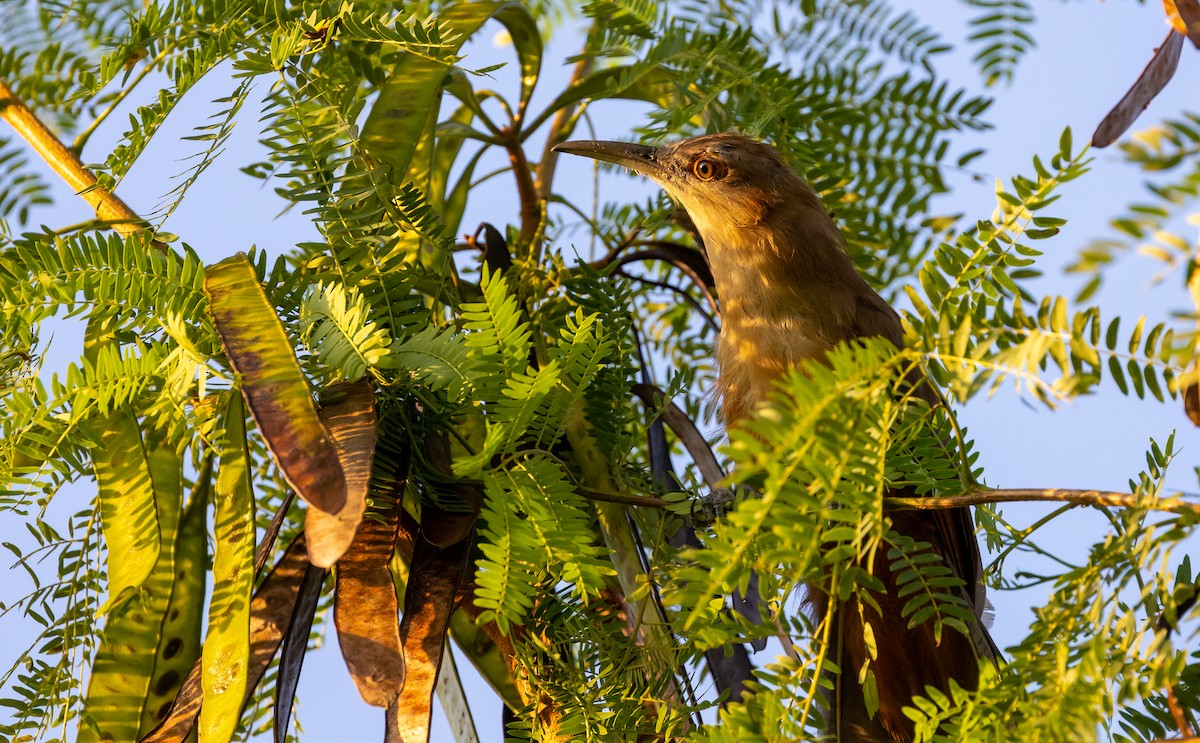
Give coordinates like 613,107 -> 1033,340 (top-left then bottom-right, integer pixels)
1,1 -> 1199,741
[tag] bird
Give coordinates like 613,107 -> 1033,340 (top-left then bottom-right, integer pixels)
554,133 -> 998,742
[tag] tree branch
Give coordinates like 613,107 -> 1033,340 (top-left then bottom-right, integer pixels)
631,382 -> 726,487
499,127 -> 542,253
0,78 -> 164,250
577,485 -> 672,508
886,488 -> 1200,516
576,471 -> 1200,521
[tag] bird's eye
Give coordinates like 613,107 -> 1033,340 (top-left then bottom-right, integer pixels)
693,158 -> 720,181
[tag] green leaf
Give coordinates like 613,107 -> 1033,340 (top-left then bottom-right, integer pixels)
390,326 -> 474,401
491,1 -> 542,119
430,103 -> 479,215
300,281 -> 393,379
1059,126 -> 1073,157
362,1 -> 538,182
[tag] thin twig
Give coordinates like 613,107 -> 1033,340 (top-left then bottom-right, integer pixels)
499,126 -> 542,253
618,270 -> 720,333
577,486 -> 671,508
72,48 -> 168,153
617,253 -> 719,317
586,482 -> 1200,517
593,244 -> 720,317
886,488 -> 1200,516
0,78 -> 165,251
631,383 -> 726,487
627,241 -> 716,287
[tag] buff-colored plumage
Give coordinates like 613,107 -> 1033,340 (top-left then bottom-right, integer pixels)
556,133 -> 999,741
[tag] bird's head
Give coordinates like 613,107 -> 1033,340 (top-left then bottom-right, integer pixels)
553,133 -> 814,244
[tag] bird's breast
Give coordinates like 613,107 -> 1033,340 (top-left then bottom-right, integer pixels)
715,312 -> 829,423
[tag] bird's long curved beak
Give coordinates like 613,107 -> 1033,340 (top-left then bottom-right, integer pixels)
552,140 -> 665,179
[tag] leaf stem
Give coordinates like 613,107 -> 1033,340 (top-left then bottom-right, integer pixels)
72,49 -> 168,154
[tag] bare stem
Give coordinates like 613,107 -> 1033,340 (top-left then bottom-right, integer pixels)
577,486 -> 672,508
0,78 -> 163,250
500,128 -> 542,253
584,481 -> 1200,517
1168,686 -> 1197,738
887,488 -> 1200,516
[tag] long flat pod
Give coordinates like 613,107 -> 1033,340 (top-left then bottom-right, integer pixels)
89,409 -> 162,616
79,419 -> 176,743
1092,31 -> 1185,148
305,378 -> 377,567
334,440 -> 411,707
199,392 -> 256,743
139,534 -> 312,743
389,532 -> 475,743
205,252 -> 346,515
140,452 -> 209,735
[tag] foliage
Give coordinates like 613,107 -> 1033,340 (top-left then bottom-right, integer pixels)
0,1 -> 1197,742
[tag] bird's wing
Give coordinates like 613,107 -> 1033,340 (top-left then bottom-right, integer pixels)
851,289 -> 906,348
852,291 -> 990,619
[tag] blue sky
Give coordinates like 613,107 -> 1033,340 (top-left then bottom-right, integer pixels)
4,2 -> 1200,741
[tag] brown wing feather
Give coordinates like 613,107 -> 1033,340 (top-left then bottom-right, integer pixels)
833,292 -> 998,742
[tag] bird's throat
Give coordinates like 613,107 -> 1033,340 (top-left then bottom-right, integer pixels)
708,241 -> 833,423
702,203 -> 867,424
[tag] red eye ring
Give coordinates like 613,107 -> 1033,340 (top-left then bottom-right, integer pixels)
693,158 -> 718,181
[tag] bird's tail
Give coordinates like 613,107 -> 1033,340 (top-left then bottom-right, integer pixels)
825,507 -> 998,742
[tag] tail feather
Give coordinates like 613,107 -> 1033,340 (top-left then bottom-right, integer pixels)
823,507 -> 998,742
